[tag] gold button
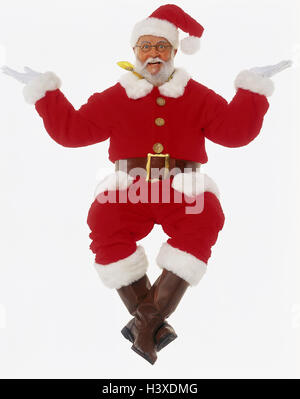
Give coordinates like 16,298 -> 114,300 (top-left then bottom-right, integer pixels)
153,143 -> 164,153
156,97 -> 166,106
155,117 -> 165,126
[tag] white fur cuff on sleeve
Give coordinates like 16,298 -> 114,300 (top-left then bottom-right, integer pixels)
23,71 -> 61,104
234,70 -> 275,97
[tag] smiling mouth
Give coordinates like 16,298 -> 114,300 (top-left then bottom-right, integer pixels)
147,61 -> 162,65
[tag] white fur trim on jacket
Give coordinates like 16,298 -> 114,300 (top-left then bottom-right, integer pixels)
130,17 -> 179,49
119,68 -> 191,99
119,72 -> 153,100
171,171 -> 220,199
156,242 -> 207,286
159,68 -> 191,98
94,245 -> 149,289
23,71 -> 61,104
94,170 -> 135,198
234,70 -> 274,97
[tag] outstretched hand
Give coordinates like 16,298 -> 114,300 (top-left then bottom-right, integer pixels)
1,66 -> 41,84
249,60 -> 293,78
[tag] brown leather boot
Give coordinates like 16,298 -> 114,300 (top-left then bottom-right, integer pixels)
131,269 -> 189,364
116,274 -> 176,352
121,318 -> 176,352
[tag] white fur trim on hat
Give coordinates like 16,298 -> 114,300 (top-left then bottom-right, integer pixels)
171,171 -> 220,199
23,71 -> 61,104
130,17 -> 179,48
234,70 -> 275,97
156,243 -> 207,286
180,35 -> 201,55
94,246 -> 149,289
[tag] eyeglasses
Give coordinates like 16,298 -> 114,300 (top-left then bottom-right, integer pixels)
135,41 -> 173,53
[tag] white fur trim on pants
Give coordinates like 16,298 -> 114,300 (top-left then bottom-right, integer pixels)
94,246 -> 148,289
234,70 -> 274,97
23,71 -> 61,104
94,170 -> 135,199
171,171 -> 220,199
156,242 -> 207,286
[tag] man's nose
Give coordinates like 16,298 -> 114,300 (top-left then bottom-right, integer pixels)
148,45 -> 160,57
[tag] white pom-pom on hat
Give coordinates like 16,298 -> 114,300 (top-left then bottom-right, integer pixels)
180,35 -> 201,55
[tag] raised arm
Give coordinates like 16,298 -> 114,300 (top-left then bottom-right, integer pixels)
2,66 -> 112,148
202,60 -> 292,148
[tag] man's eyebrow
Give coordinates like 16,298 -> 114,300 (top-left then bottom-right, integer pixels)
139,40 -> 168,44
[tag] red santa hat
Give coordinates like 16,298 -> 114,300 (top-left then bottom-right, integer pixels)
130,4 -> 204,55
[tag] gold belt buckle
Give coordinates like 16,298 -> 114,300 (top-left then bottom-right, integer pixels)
146,153 -> 170,182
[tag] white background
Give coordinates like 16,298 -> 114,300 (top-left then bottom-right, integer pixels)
0,0 -> 299,379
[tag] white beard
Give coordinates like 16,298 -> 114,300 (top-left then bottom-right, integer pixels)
134,51 -> 175,86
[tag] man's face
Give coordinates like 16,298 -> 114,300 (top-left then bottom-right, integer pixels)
134,35 -> 177,75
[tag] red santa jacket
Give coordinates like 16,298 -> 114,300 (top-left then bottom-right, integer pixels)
33,68 -> 270,164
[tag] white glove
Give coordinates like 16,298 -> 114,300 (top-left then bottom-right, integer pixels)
249,60 -> 292,78
2,65 -> 61,104
1,65 -> 42,84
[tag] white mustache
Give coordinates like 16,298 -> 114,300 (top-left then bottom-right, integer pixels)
141,57 -> 166,69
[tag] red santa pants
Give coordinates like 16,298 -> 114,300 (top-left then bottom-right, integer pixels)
87,174 -> 225,289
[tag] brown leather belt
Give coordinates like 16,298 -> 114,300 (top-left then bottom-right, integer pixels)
115,154 -> 201,182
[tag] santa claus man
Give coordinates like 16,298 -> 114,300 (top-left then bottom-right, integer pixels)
2,4 -> 292,365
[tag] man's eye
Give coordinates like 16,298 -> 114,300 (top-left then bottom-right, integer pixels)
143,44 -> 150,49
158,45 -> 165,49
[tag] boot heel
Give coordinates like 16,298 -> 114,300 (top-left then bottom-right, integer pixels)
121,325 -> 134,343
156,332 -> 177,352
154,323 -> 177,351
122,318 -> 177,350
